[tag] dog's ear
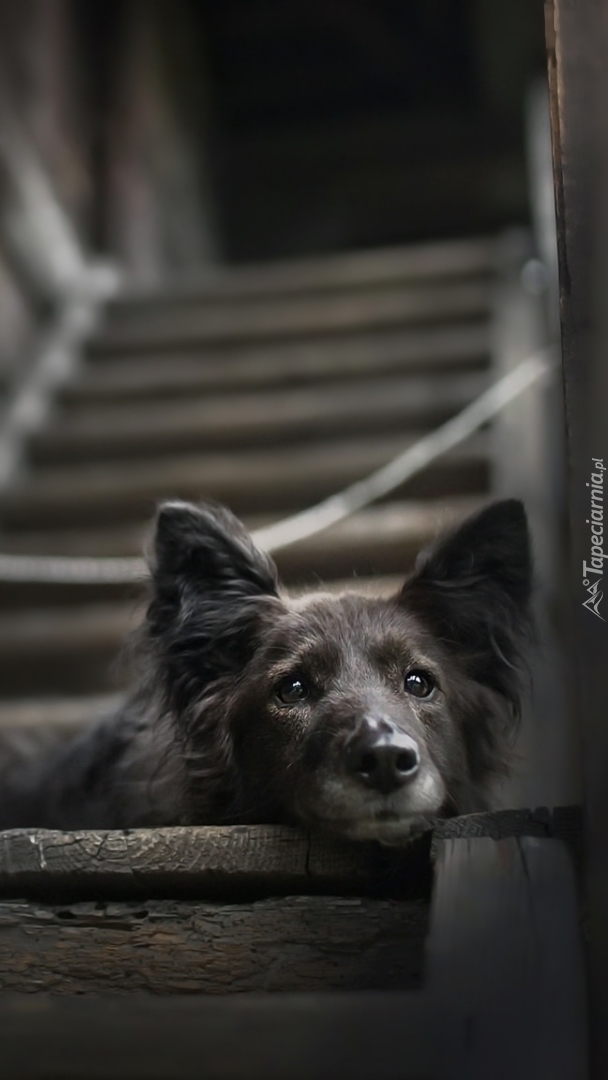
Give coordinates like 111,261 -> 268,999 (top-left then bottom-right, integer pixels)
152,500 -> 279,601
400,500 -> 533,709
146,501 -> 280,708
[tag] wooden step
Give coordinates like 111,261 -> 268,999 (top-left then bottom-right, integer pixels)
0,600 -> 139,696
0,577 -> 405,662
0,821 -> 584,1079
0,495 -> 476,693
275,497 -> 484,584
110,236 -> 498,308
0,498 -> 482,608
0,601 -> 143,659
66,323 -> 490,403
0,521 -> 149,557
0,575 -> 408,695
0,696 -> 124,772
89,280 -> 492,356
1,433 -> 489,530
0,694 -> 123,731
35,372 -> 488,464
0,894 -> 427,993
0,495 -> 480,558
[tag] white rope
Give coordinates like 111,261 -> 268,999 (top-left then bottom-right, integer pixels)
254,347 -> 555,551
0,347 -> 555,584
0,104 -> 122,495
0,553 -> 148,585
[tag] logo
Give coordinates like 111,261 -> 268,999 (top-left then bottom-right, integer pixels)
582,458 -> 606,621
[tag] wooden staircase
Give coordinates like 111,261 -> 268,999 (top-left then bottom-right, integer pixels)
0,237 -> 496,703
0,235 -> 587,1079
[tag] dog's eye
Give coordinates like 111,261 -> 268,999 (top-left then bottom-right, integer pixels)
275,676 -> 309,705
404,670 -> 435,698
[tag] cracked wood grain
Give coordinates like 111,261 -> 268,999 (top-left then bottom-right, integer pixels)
0,894 -> 428,994
0,809 -> 581,903
0,823 -> 431,901
0,833 -> 587,1079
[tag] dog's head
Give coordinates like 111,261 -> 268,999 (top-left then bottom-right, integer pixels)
145,499 -> 532,842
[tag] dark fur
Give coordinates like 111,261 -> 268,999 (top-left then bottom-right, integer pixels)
0,499 -> 533,841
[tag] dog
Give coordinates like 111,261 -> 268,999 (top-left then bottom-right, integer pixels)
0,498 -> 532,842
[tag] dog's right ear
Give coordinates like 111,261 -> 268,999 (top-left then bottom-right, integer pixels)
399,499 -> 533,712
146,501 -> 280,707
151,500 -> 279,602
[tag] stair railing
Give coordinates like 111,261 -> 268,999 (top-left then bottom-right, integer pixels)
0,101 -> 120,495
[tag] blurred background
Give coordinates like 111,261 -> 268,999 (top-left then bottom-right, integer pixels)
1,0 -> 546,280
0,1 -> 573,810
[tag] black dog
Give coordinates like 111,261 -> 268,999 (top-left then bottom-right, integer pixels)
0,498 -> 532,841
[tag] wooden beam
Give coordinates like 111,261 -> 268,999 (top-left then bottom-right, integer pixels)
0,810 -> 580,903
0,828 -> 586,1078
0,823 -> 431,902
0,894 -> 428,994
426,835 -> 587,1079
546,2 -> 608,1073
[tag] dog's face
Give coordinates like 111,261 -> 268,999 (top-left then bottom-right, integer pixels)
146,499 -> 532,842
222,592 -> 463,842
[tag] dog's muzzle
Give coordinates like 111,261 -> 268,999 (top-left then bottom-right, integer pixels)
345,719 -> 420,796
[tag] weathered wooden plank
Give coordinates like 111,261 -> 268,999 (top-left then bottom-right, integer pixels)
0,833 -> 586,1079
33,371 -> 488,464
111,236 -> 497,305
70,322 -> 490,402
90,280 -> 492,355
0,894 -> 428,994
433,804 -> 583,871
426,835 -> 587,1080
0,812 -> 581,903
0,824 -> 431,902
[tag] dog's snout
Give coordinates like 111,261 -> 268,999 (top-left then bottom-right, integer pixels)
347,726 -> 420,795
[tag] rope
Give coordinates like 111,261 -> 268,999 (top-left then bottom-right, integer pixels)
0,347 -> 555,584
254,348 -> 555,551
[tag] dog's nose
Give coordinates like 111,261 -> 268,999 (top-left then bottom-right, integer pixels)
346,729 -> 420,794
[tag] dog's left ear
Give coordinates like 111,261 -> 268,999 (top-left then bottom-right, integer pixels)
146,501 -> 280,706
400,500 -> 533,708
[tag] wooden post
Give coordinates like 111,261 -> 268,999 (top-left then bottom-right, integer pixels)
545,1 -> 608,1074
